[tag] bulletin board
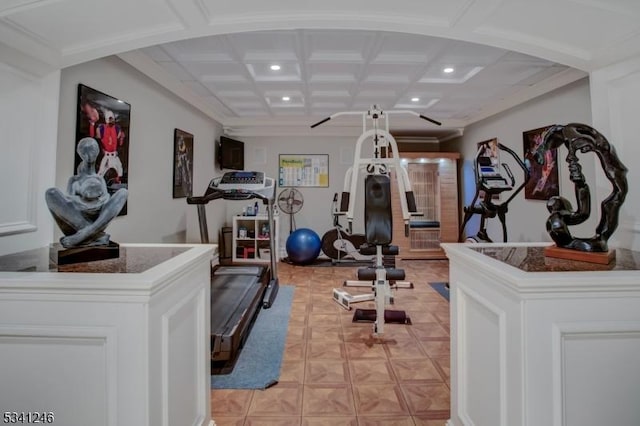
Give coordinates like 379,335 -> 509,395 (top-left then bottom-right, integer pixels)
278,154 -> 329,187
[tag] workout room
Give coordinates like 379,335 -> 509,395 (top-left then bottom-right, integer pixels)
1,2 -> 640,426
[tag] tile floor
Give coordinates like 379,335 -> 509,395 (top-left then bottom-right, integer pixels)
211,259 -> 451,426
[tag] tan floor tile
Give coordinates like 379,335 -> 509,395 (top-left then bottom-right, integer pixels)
376,324 -> 414,341
244,417 -> 302,426
308,312 -> 341,326
432,357 -> 450,384
352,384 -> 409,416
311,300 -> 342,313
404,310 -> 440,324
284,340 -> 307,361
307,341 -> 347,359
248,383 -> 303,416
410,322 -> 449,339
400,383 -> 450,416
418,340 -> 450,358
302,416 -> 357,426
211,389 -> 253,416
357,416 -> 415,426
287,325 -> 307,341
302,384 -> 356,416
390,358 -> 444,383
210,416 -> 245,426
279,359 -> 306,383
349,359 -> 395,383
344,340 -> 388,359
308,325 -> 344,342
413,416 -> 452,425
384,338 -> 427,359
305,359 -> 350,384
341,325 -> 374,342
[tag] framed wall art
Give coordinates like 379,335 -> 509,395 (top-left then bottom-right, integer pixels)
522,125 -> 559,200
278,154 -> 329,187
76,84 -> 131,214
173,129 -> 194,198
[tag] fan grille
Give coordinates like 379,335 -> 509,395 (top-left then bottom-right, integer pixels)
278,188 -> 304,214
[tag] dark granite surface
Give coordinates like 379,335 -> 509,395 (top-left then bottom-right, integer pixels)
472,246 -> 640,272
0,245 -> 190,274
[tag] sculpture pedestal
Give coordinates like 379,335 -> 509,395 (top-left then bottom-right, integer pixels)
0,244 -> 216,426
442,243 -> 640,426
544,244 -> 615,264
53,241 -> 120,265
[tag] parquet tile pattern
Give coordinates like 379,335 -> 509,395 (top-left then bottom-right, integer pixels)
212,259 -> 450,425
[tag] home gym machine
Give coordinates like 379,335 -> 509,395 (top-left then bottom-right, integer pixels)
459,141 -> 530,242
311,105 -> 441,337
187,171 -> 279,367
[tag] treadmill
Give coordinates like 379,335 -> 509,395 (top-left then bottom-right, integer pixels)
187,171 -> 279,367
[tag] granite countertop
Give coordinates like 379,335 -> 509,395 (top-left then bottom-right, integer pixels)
0,245 -> 190,274
472,246 -> 640,272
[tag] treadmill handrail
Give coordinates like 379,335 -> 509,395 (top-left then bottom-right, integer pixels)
186,192 -> 224,205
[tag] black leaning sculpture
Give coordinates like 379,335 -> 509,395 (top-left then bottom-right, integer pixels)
46,137 -> 127,261
535,123 -> 628,253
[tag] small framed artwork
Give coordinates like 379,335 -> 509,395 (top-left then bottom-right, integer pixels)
523,125 -> 559,200
76,84 -> 131,215
278,154 -> 329,187
173,129 -> 194,198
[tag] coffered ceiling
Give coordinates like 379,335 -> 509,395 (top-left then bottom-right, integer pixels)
2,0 -> 639,138
133,30 -> 582,138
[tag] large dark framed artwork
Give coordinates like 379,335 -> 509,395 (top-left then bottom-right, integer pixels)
173,129 -> 194,199
523,125 -> 559,200
76,84 -> 131,214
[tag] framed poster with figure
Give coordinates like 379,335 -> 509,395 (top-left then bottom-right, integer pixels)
76,84 -> 131,215
173,129 -> 194,198
523,125 -> 559,200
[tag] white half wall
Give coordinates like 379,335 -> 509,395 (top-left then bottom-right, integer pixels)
451,78 -> 595,244
58,56 -> 224,245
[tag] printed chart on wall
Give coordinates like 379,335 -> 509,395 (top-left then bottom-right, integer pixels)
278,154 -> 329,187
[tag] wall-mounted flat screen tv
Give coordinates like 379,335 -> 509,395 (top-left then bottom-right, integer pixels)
218,136 -> 245,170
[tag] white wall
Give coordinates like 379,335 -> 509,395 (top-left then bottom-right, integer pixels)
58,56 -> 224,245
239,134 -> 372,254
591,57 -> 640,251
0,63 -> 59,256
451,78 -> 595,243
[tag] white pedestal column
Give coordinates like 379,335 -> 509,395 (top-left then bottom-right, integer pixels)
0,243 -> 215,426
443,242 -> 640,426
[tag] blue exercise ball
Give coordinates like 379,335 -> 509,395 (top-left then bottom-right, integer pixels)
286,228 -> 321,264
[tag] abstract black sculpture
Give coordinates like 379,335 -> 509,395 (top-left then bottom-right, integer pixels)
535,123 -> 627,253
46,137 -> 127,257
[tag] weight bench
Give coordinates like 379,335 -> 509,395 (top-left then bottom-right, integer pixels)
338,245 -> 413,292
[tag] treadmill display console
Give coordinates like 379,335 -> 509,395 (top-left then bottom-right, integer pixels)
217,171 -> 265,191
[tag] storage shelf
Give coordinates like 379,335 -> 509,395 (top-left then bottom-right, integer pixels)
232,214 -> 279,263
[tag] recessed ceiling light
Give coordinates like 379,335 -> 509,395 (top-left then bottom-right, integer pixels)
443,67 -> 455,73
282,96 -> 290,101
411,97 -> 420,102
270,64 -> 281,71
